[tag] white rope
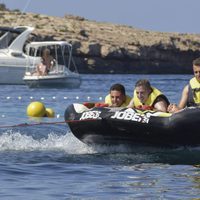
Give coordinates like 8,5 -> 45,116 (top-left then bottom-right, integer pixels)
3,96 -> 103,100
0,95 -> 105,119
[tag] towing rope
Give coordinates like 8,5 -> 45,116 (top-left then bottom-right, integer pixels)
0,118 -> 97,129
0,121 -> 66,129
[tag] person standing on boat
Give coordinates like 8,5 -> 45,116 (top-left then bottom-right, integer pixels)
168,57 -> 200,113
127,79 -> 170,112
36,48 -> 55,76
105,83 -> 131,107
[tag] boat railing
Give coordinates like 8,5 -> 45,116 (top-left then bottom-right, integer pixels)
24,41 -> 80,77
48,64 -> 66,74
25,56 -> 41,75
25,62 -> 67,76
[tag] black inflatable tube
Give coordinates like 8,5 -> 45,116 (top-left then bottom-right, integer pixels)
65,104 -> 200,147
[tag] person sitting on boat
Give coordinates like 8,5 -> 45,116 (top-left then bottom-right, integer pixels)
105,83 -> 131,107
36,48 -> 55,76
168,57 -> 200,113
127,79 -> 170,112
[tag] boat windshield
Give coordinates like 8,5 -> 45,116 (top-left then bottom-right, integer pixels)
0,28 -> 21,49
0,27 -> 34,51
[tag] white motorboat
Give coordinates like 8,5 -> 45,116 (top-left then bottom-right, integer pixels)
23,41 -> 81,88
0,26 -> 35,84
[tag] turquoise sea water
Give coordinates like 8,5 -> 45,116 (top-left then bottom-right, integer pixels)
0,74 -> 200,200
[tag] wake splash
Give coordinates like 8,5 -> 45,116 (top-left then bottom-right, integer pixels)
1,130 -> 200,165
0,130 -> 94,154
0,130 -> 134,154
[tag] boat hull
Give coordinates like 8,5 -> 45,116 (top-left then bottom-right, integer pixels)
0,65 -> 25,84
23,74 -> 81,88
65,103 -> 200,147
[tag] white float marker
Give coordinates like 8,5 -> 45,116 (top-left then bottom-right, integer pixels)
30,96 -> 33,99
6,96 -> 10,100
18,96 -> 22,100
52,96 -> 56,99
41,97 -> 44,100
87,96 -> 90,100
63,97 -> 68,99
99,97 -> 102,101
76,96 -> 79,100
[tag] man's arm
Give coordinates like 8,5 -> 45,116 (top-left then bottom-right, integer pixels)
154,98 -> 168,112
178,85 -> 189,109
126,98 -> 134,108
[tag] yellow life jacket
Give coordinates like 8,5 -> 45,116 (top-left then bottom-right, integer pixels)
105,94 -> 131,107
132,87 -> 163,107
189,77 -> 200,105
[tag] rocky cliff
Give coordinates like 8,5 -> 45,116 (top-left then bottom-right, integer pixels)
1,10 -> 200,74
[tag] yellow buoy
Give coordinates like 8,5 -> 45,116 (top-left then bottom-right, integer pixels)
45,108 -> 55,118
27,101 -> 46,117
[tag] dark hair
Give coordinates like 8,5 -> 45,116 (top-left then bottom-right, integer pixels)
109,83 -> 126,95
193,57 -> 200,66
135,79 -> 151,90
